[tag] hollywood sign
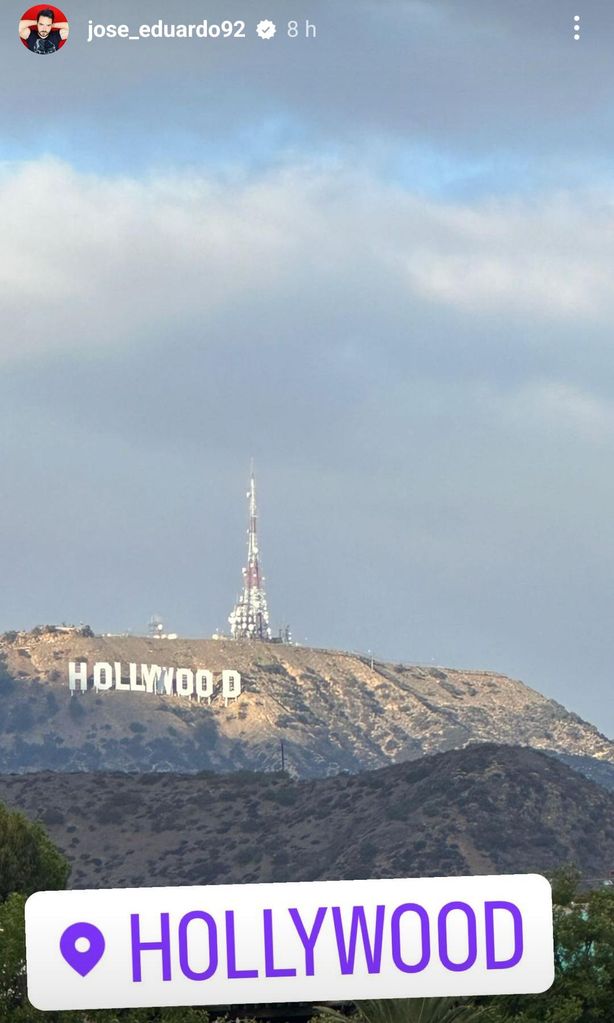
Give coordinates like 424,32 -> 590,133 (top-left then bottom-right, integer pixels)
68,662 -> 242,704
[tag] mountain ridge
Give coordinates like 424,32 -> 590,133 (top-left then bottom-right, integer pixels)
0,629 -> 611,779
0,744 -> 611,889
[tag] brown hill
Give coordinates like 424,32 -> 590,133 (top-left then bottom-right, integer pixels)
0,744 -> 611,889
0,629 -> 612,779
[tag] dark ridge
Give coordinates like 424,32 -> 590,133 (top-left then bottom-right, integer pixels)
0,743 -> 611,889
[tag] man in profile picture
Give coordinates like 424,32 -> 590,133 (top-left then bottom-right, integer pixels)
19,8 -> 69,54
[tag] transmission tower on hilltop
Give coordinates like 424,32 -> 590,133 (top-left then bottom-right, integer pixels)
228,467 -> 272,641
148,614 -> 164,639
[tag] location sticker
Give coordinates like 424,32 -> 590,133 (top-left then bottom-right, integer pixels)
60,922 -> 105,976
27,876 -> 554,1011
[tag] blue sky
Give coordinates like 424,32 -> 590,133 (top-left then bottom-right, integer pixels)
2,0 -> 614,738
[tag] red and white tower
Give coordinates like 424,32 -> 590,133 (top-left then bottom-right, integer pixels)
228,467 -> 272,641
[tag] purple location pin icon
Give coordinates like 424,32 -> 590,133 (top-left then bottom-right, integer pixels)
60,922 -> 106,977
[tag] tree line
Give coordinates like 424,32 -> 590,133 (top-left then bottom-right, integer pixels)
0,803 -> 611,1023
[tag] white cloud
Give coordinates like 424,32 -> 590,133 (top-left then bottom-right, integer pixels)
403,196 -> 614,318
496,379 -> 614,443
1,159 -> 614,371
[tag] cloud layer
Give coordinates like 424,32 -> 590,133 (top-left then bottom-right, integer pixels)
3,160 -> 614,365
1,0 -> 614,737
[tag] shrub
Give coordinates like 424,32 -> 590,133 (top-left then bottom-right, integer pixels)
8,704 -> 35,733
38,807 -> 65,827
358,840 -> 378,863
68,697 -> 86,720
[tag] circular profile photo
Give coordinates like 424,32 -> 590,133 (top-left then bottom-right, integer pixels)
19,5 -> 69,54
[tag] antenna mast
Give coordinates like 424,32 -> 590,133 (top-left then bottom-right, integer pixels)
228,465 -> 272,641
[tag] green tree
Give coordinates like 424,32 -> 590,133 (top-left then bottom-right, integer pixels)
314,997 -> 484,1023
0,803 -> 69,902
0,893 -> 30,1021
0,894 -> 215,1022
0,800 -> 259,1022
478,870 -> 614,1023
0,803 -> 69,1021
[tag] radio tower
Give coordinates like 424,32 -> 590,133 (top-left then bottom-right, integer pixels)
228,466 -> 272,641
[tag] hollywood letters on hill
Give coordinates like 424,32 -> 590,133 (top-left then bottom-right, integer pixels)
68,662 -> 242,703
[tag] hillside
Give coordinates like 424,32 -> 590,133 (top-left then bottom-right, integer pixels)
0,629 -> 612,779
0,744 -> 611,889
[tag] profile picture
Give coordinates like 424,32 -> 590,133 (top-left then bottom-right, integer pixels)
19,5 -> 69,54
